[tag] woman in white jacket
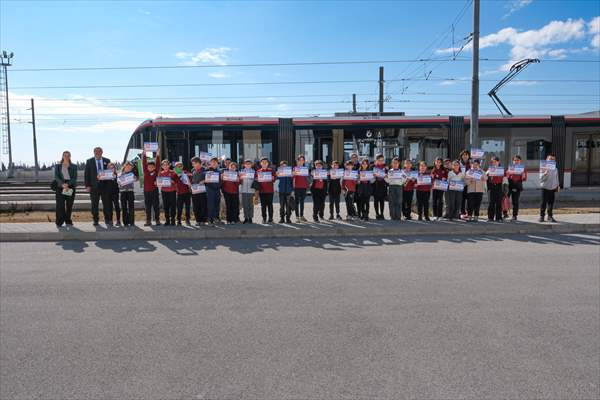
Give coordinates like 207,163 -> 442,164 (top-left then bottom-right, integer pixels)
539,154 -> 559,222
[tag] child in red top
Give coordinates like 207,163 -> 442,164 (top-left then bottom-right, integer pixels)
416,161 -> 432,221
293,154 -> 309,222
311,160 -> 328,222
174,161 -> 191,226
506,154 -> 527,220
342,160 -> 357,220
256,157 -> 276,223
402,160 -> 416,220
486,156 -> 504,222
142,152 -> 161,226
430,157 -> 447,220
158,160 -> 179,226
221,161 -> 240,224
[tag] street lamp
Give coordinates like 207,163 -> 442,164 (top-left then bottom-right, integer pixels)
0,50 -> 14,178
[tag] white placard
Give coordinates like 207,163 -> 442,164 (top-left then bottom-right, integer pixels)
240,169 -> 255,179
277,167 -> 292,177
205,171 -> 220,183
294,166 -> 309,176
417,175 -> 432,185
433,180 -> 448,191
540,160 -> 556,170
373,168 -> 386,178
257,171 -> 273,182
199,152 -> 212,162
312,169 -> 328,179
343,170 -> 358,181
471,148 -> 485,159
222,171 -> 238,182
98,170 -> 115,180
508,164 -> 525,175
408,171 -> 418,179
467,169 -> 483,180
191,184 -> 206,194
488,167 -> 505,177
179,173 -> 190,186
117,172 -> 135,186
157,176 -> 172,188
144,142 -> 159,152
359,170 -> 374,181
329,168 -> 344,179
388,170 -> 405,180
448,180 -> 464,191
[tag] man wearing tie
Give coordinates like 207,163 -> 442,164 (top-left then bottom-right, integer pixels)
84,147 -> 112,226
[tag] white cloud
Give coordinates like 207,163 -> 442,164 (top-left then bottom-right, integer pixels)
547,48 -> 567,59
503,0 -> 533,19
439,80 -> 456,86
174,47 -> 231,66
208,72 -> 229,79
589,16 -> 600,48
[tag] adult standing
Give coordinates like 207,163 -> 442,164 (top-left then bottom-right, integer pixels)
84,147 -> 112,226
53,150 -> 78,227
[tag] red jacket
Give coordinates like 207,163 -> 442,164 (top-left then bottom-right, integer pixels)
293,167 -> 309,189
176,171 -> 191,195
487,167 -> 504,185
430,166 -> 448,182
403,169 -> 416,191
221,172 -> 240,194
142,153 -> 160,192
416,172 -> 432,192
158,169 -> 178,192
507,168 -> 527,183
343,179 -> 357,193
256,168 -> 275,193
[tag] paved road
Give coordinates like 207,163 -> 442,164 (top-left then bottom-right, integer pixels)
1,235 -> 599,399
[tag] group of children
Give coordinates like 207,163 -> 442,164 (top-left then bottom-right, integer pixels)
101,148 -> 559,227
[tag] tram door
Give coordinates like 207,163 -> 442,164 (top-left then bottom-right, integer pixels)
165,133 -> 189,167
318,138 -> 333,165
573,133 -> 600,186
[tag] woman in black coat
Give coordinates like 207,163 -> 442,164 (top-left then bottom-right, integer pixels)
53,151 -> 78,227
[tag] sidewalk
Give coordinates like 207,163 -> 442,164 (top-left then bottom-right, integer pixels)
1,213 -> 598,242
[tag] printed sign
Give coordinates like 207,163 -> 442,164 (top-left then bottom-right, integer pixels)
117,172 -> 135,186
143,142 -> 159,152
448,180 -> 464,191
373,168 -> 386,178
204,171 -> 220,183
156,176 -> 172,188
343,170 -> 358,180
388,170 -> 405,180
540,160 -> 556,171
329,168 -> 344,179
179,173 -> 190,186
488,167 -> 505,177
294,166 -> 309,176
277,167 -> 292,177
471,148 -> 485,159
199,152 -> 212,162
240,168 -> 255,179
313,169 -> 328,180
409,171 -> 419,179
417,175 -> 432,185
98,170 -> 115,180
467,169 -> 483,180
359,170 -> 374,181
508,164 -> 525,175
433,180 -> 448,191
191,184 -> 206,194
257,171 -> 273,182
222,171 -> 238,182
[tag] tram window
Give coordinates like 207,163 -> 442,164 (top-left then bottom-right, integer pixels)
481,139 -> 505,166
526,140 -> 551,161
295,129 -> 315,163
409,142 -> 419,162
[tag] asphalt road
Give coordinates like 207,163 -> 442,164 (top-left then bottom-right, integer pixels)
1,234 -> 599,400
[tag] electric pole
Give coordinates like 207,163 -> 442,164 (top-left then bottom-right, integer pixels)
28,98 -> 39,181
0,51 -> 14,178
352,94 -> 357,113
379,66 -> 384,114
470,0 -> 480,148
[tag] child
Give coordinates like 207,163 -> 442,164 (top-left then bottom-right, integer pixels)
277,160 -> 293,223
190,157 -> 207,226
506,155 -> 527,221
465,159 -> 486,222
539,154 -> 559,222
221,161 -> 240,224
415,161 -> 432,221
372,154 -> 388,220
402,160 -> 416,220
240,159 -> 256,224
442,158 -> 452,218
158,159 -> 179,226
356,159 -> 374,221
447,160 -> 465,220
311,160 -> 328,222
385,157 -> 405,221
118,161 -> 138,227
430,157 -> 447,221
328,160 -> 343,220
256,157 -> 276,224
486,156 -> 504,222
174,162 -> 192,226
142,152 -> 161,226
459,149 -> 471,220
293,155 -> 309,222
342,160 -> 357,220
104,163 -> 120,226
205,157 -> 222,225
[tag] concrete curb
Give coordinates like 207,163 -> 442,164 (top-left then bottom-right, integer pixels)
1,221 -> 598,242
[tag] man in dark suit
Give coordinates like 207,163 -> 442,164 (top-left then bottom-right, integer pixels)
84,147 -> 113,226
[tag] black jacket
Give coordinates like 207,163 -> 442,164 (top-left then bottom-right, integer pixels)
84,157 -> 110,190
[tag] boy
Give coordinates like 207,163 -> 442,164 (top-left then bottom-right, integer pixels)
174,161 -> 192,226
310,160 -> 328,222
372,154 -> 388,220
205,157 -> 222,225
104,163 -> 121,226
465,159 -> 486,222
447,160 -> 465,220
142,152 -> 161,226
292,155 -> 309,222
385,157 -> 404,221
430,157 -> 447,221
277,160 -> 293,223
328,160 -> 343,220
415,161 -> 431,221
158,160 -> 178,226
506,155 -> 527,221
256,157 -> 276,223
190,157 -> 208,226
356,159 -> 374,220
342,160 -> 357,220
402,160 -> 416,220
539,154 -> 559,222
486,156 -> 504,222
221,161 -> 240,224
118,161 -> 137,227
240,159 -> 256,224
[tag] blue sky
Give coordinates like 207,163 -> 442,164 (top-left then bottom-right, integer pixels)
1,0 -> 599,164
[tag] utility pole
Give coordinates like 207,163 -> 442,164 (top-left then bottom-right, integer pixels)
28,98 -> 39,181
378,66 -> 384,114
470,0 -> 480,148
0,51 -> 14,178
352,94 -> 357,113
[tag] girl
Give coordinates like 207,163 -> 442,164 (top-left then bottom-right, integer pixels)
328,160 -> 342,220
447,160 -> 465,220
540,154 -> 559,222
158,160 -> 178,226
190,157 -> 207,226
240,159 -> 256,224
256,157 -> 276,224
175,161 -> 192,226
342,160 -> 358,220
53,150 -> 78,227
118,161 -> 138,227
142,151 -> 161,226
311,160 -> 328,222
465,159 -> 486,222
356,159 -> 374,221
277,160 -> 293,223
459,149 -> 471,219
385,157 -> 405,221
221,161 -> 240,224
205,157 -> 222,225
430,157 -> 447,221
293,154 -> 309,222
402,160 -> 416,220
105,163 -> 121,226
415,161 -> 432,221
486,156 -> 504,222
507,155 -> 527,221
372,154 -> 388,220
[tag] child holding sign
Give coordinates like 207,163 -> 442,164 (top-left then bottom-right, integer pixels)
402,160 -> 417,220
158,160 -> 179,226
104,163 -> 121,226
385,157 -> 405,221
447,160 -> 465,220
328,160 -> 343,220
342,160 -> 358,220
221,161 -> 240,224
506,155 -> 527,221
142,152 -> 161,226
205,157 -> 222,225
430,157 -> 448,221
372,154 -> 388,220
174,162 -> 192,226
239,159 -> 256,224
465,159 -> 486,222
190,157 -> 208,226
486,156 -> 504,222
356,159 -> 374,220
118,161 -> 138,227
256,157 -> 276,224
311,160 -> 328,222
277,161 -> 293,223
539,154 -> 559,222
416,161 -> 432,221
293,155 -> 309,222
